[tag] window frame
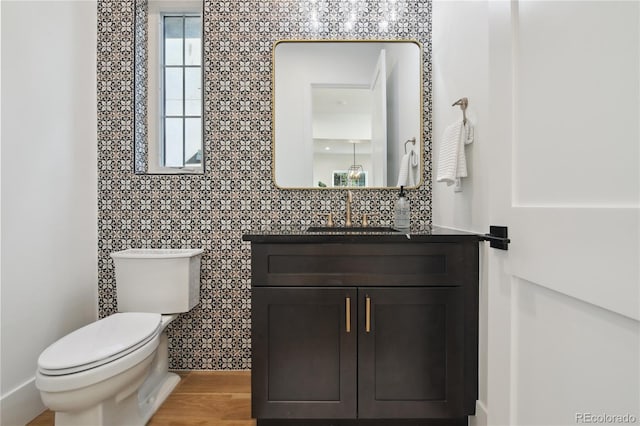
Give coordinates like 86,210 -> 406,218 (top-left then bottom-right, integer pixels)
146,0 -> 204,174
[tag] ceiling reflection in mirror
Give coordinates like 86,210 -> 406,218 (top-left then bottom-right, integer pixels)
134,0 -> 204,174
273,41 -> 422,189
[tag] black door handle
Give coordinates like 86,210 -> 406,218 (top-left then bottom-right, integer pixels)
480,226 -> 510,250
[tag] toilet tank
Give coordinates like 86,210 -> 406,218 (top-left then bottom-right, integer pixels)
110,249 -> 203,313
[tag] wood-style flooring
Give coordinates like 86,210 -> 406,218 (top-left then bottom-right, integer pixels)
27,371 -> 255,426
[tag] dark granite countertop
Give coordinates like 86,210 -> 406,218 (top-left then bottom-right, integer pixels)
242,225 -> 481,243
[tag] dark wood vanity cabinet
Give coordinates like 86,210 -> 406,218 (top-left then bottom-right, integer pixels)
252,287 -> 358,419
357,287 -> 465,419
246,237 -> 479,426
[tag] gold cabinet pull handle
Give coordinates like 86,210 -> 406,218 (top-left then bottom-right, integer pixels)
345,297 -> 351,333
365,296 -> 371,333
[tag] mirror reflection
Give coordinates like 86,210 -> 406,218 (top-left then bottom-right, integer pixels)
134,0 -> 204,174
273,41 -> 422,188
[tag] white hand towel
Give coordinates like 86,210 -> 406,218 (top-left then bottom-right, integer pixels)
437,120 -> 474,185
397,149 -> 419,187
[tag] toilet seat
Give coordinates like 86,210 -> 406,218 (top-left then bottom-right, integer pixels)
38,313 -> 162,376
36,332 -> 160,393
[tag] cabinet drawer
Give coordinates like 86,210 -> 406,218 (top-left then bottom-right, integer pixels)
251,243 -> 471,287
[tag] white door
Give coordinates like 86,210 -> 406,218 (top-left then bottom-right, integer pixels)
370,49 -> 387,187
483,2 -> 640,426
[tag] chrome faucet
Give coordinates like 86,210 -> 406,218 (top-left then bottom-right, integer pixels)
345,190 -> 353,227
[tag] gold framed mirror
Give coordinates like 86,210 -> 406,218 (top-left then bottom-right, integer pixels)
272,40 -> 423,189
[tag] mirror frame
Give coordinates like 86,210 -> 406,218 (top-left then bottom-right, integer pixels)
271,39 -> 424,190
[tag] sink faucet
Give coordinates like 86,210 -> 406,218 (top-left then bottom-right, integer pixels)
345,190 -> 353,227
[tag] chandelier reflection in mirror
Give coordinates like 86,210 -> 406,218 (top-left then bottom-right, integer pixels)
304,0 -> 407,32
347,142 -> 364,185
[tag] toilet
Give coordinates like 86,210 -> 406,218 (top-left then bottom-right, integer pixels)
35,248 -> 204,426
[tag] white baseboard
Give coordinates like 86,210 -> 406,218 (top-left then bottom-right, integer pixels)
469,400 -> 488,426
1,377 -> 45,426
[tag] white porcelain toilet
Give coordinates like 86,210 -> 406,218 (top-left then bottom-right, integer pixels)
36,248 -> 204,426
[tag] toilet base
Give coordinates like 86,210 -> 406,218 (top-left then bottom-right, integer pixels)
45,328 -> 179,426
142,372 -> 181,420
53,373 -> 179,426
50,352 -> 156,426
137,332 -> 181,423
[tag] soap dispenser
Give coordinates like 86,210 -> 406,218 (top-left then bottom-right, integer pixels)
394,186 -> 410,230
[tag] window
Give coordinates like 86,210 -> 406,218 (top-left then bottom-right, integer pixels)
332,171 -> 368,187
136,0 -> 204,174
161,14 -> 202,169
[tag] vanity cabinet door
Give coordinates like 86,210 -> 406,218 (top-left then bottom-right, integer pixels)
358,287 -> 465,419
252,287 -> 357,419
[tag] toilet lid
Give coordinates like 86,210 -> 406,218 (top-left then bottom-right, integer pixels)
38,313 -> 162,375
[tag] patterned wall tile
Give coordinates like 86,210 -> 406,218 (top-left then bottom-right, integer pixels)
98,0 -> 432,370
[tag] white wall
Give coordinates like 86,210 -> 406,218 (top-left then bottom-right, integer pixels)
432,1 -> 491,419
0,1 -> 98,424
432,1 -> 490,232
433,1 -> 639,425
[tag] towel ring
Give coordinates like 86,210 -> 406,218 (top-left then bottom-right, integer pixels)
404,137 -> 416,154
452,97 -> 469,124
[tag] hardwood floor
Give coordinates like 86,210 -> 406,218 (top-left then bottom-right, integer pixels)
27,371 -> 255,426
